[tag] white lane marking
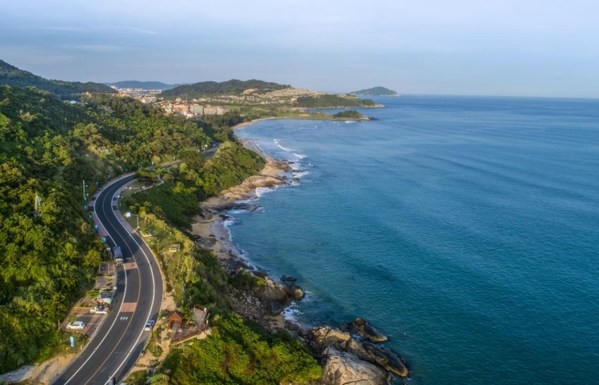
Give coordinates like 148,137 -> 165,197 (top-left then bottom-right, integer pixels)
62,177 -> 132,385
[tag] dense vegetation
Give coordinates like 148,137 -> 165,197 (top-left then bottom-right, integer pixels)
350,86 -> 398,96
333,109 -> 363,119
163,314 -> 322,385
161,79 -> 290,99
126,142 -> 264,229
0,85 -> 216,372
296,94 -> 376,108
0,59 -> 115,98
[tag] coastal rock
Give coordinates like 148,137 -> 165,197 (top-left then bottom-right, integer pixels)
321,348 -> 389,385
309,326 -> 352,351
252,276 -> 289,303
285,283 -> 305,301
346,340 -> 409,378
348,317 -> 388,343
284,320 -> 301,332
281,274 -> 297,283
307,326 -> 409,379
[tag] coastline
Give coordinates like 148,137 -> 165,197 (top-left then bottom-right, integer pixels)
191,151 -> 292,329
189,135 -> 410,382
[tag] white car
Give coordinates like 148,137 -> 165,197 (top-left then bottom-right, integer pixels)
144,320 -> 155,331
66,320 -> 85,330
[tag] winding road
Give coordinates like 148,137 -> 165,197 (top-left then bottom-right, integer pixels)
53,174 -> 163,385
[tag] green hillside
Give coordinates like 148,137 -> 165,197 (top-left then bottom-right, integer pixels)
0,85 -> 221,371
161,79 -> 290,99
0,59 -> 116,98
296,94 -> 376,108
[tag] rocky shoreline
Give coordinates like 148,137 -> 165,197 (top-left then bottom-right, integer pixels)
191,142 -> 410,384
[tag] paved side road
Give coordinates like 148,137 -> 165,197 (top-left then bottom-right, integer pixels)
53,174 -> 163,385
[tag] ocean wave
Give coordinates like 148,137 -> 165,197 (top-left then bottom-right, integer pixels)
255,186 -> 274,198
274,138 -> 294,152
281,302 -> 303,322
293,170 -> 310,179
293,153 -> 307,159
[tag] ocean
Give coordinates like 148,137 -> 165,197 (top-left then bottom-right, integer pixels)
232,96 -> 599,384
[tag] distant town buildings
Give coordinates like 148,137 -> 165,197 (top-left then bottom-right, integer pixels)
160,101 -> 227,117
110,86 -> 228,118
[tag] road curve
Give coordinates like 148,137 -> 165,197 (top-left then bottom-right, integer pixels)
53,174 -> 163,385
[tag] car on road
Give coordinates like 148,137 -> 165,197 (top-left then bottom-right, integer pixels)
66,320 -> 85,330
144,320 -> 155,331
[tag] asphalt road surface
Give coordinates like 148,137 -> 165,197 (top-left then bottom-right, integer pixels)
53,174 -> 163,385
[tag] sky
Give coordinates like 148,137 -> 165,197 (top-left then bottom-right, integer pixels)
1,0 -> 598,97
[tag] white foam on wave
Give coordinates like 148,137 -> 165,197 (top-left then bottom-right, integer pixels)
227,209 -> 249,215
253,140 -> 267,155
255,186 -> 275,198
281,302 -> 303,322
292,153 -> 307,159
293,170 -> 310,179
222,217 -> 236,228
274,138 -> 294,152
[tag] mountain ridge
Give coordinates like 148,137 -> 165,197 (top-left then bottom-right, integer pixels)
0,59 -> 116,98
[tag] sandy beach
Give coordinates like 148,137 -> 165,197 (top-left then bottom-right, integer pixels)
191,150 -> 289,264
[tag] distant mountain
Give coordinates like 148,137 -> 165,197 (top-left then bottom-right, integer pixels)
350,86 -> 398,96
0,59 -> 115,98
107,81 -> 179,90
161,79 -> 290,99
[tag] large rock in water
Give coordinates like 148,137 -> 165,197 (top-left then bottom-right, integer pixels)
322,348 -> 390,385
349,317 -> 388,343
285,283 -> 305,301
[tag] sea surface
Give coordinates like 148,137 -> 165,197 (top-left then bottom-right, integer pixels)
232,96 -> 599,384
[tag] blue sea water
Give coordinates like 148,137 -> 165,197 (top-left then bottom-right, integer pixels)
233,96 -> 599,384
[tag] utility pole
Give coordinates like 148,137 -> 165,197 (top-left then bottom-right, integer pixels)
34,193 -> 41,219
82,179 -> 87,201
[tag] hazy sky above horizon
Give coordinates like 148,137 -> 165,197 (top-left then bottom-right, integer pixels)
1,0 -> 598,97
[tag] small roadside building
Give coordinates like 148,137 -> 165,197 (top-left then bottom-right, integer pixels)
167,310 -> 184,332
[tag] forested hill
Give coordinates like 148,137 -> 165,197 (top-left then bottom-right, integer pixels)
350,86 -> 398,96
161,79 -> 290,99
0,59 -> 116,98
0,85 -> 262,372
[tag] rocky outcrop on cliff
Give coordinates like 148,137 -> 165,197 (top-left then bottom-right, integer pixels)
321,348 -> 389,385
303,324 -> 409,384
251,275 -> 305,309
